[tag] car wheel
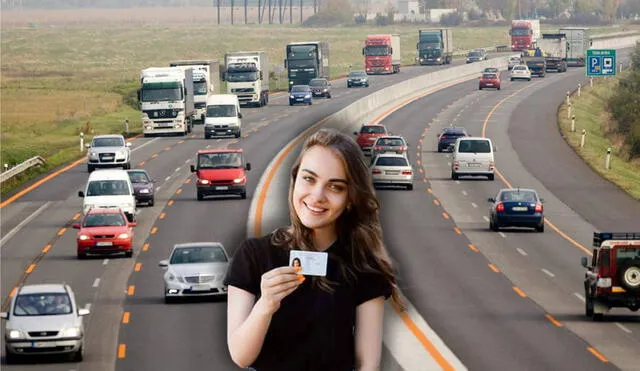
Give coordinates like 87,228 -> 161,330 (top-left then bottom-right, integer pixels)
498,87 -> 501,90
406,184 -> 413,191
535,222 -> 545,233
124,162 -> 131,170
437,147 -> 443,153
241,191 -> 247,200
451,171 -> 458,180
619,261 -> 640,292
125,250 -> 133,258
289,102 -> 293,106
148,198 -> 154,207
165,296 -> 176,304
5,348 -> 18,364
528,78 -> 531,81
87,165 -> 94,173
510,78 -> 514,81
197,191 -> 204,201
308,101 -> 312,105
479,86 -> 482,90
488,174 -> 495,181
327,94 -> 331,99
365,83 -> 369,87
585,292 -> 594,317
235,131 -> 241,139
71,345 -> 84,362
77,252 -> 87,260
347,84 -> 351,88
592,312 -> 604,322
204,134 -> 210,139
490,218 -> 498,231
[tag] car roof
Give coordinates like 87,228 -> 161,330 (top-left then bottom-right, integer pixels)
127,169 -> 149,174
86,208 -> 125,215
443,127 -> 467,133
361,124 -> 386,128
206,94 -> 239,105
88,169 -> 131,181
375,153 -> 407,158
172,242 -> 226,253
459,136 -> 490,141
482,73 -> 498,77
310,78 -> 327,82
375,136 -> 405,141
292,85 -> 310,89
18,284 -> 68,295
93,134 -> 124,139
197,148 -> 243,155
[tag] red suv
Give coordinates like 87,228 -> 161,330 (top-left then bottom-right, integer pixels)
73,208 -> 136,259
479,73 -> 501,90
354,124 -> 389,156
190,148 -> 251,200
581,232 -> 640,321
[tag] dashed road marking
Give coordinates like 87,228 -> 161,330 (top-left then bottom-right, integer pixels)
441,212 -> 450,220
118,344 -> 126,358
134,263 -> 142,272
42,244 -> 52,253
127,285 -> 135,295
541,268 -> 555,278
574,292 -> 585,302
165,176 -> 171,182
488,264 -> 500,273
587,347 -> 609,363
122,312 -> 130,324
467,244 -> 479,252
471,202 -> 478,208
615,323 -> 632,334
176,189 -> 183,195
461,190 -> 467,196
159,213 -> 166,219
26,264 -> 36,274
175,167 -> 180,172
103,259 -> 109,265
512,286 -> 527,297
433,200 -> 441,206
57,228 -> 67,236
92,278 -> 100,288
168,200 -> 174,206
150,227 -> 158,234
483,216 -> 490,222
454,227 -> 462,235
498,232 -> 506,238
516,248 -> 528,256
142,243 -> 150,251
545,314 -> 563,327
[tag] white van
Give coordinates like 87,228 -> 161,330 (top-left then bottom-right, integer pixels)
78,169 -> 137,221
203,94 -> 243,139
451,137 -> 495,181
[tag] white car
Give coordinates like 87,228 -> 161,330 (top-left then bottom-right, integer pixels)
510,65 -> 532,81
86,134 -> 132,172
370,153 -> 414,190
508,56 -> 522,70
1,284 -> 90,364
160,242 -> 230,303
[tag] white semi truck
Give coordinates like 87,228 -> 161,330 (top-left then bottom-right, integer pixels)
169,60 -> 219,124
223,51 -> 269,107
138,67 -> 195,137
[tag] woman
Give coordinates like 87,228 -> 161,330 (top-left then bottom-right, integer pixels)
225,128 -> 403,371
291,257 -> 302,269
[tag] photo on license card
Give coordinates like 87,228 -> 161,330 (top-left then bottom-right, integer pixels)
289,250 -> 328,277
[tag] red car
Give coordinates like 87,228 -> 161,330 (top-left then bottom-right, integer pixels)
479,73 -> 501,90
73,208 -> 136,259
190,148 -> 251,200
353,124 -> 389,156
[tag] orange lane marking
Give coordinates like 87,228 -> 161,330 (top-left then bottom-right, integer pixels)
178,140 -> 185,144
416,160 -> 421,165
454,227 -> 462,235
151,154 -> 159,159
185,178 -> 191,184
57,228 -> 67,236
142,243 -> 150,251
427,188 -> 433,194
441,212 -> 450,220
168,200 -> 174,206
417,145 -> 421,150
418,168 -> 424,174
42,244 -> 52,253
127,286 -> 135,296
513,286 -> 527,297
122,312 -> 130,324
118,344 -> 126,358
25,264 -> 36,274
488,264 -> 500,273
433,199 -> 440,206
587,347 -> 609,363
391,302 -> 455,371
9,287 -> 17,297
150,227 -> 158,234
139,161 -> 145,166
423,178 -> 428,183
159,213 -> 166,220
164,146 -> 171,151
545,314 -> 563,327
468,244 -> 479,252
418,139 -> 423,144
176,189 -> 183,195
72,213 -> 81,220
134,263 -> 142,272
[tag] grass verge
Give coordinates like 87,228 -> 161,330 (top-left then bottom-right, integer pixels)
558,77 -> 640,201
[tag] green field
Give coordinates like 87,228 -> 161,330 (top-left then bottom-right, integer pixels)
558,77 -> 640,201
0,21 -> 635,195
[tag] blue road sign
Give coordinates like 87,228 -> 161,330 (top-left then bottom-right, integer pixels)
586,49 -> 616,76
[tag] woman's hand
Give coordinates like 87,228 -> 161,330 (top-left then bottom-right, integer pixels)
255,266 -> 304,316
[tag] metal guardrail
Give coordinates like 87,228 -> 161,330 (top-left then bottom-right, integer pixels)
0,156 -> 46,184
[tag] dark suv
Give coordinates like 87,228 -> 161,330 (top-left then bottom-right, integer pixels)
437,127 -> 468,152
309,78 -> 331,98
581,232 -> 640,321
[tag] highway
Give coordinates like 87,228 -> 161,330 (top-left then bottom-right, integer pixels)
1,47 -> 638,371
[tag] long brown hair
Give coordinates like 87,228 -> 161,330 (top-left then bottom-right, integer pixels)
271,128 -> 404,310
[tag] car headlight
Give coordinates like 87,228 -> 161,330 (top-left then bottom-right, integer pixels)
166,272 -> 184,283
89,152 -> 98,158
322,89 -> 328,92
233,177 -> 244,184
139,188 -> 150,194
290,95 -> 295,99
361,79 -> 367,82
305,94 -> 311,98
199,179 -> 210,185
61,327 -> 81,337
79,234 -> 90,240
117,150 -> 127,157
8,330 -> 26,339
118,233 -> 129,239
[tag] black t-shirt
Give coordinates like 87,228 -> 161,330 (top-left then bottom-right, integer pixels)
224,233 -> 392,371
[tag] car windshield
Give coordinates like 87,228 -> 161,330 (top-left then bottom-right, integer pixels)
443,131 -> 466,137
309,79 -> 327,87
93,137 -> 124,147
458,140 -> 491,153
86,180 -> 130,196
499,190 -> 538,202
375,157 -> 409,166
128,171 -> 150,183
83,213 -> 126,227
376,138 -> 405,146
206,104 -> 236,118
484,68 -> 498,72
360,126 -> 386,134
615,247 -> 640,265
482,73 -> 498,79
198,152 -> 243,169
13,293 -> 72,316
349,71 -> 366,78
291,86 -> 310,92
170,246 -> 227,264
468,52 -> 481,57
513,66 -> 527,71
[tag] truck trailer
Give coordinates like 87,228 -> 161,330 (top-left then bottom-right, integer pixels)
169,60 -> 219,123
416,28 -> 453,65
284,41 -> 330,91
223,51 -> 270,107
363,34 -> 401,74
559,27 -> 590,67
537,34 -> 568,72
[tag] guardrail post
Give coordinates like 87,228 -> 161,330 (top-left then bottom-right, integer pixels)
590,77 -> 593,88
605,147 -> 612,170
568,103 -> 572,119
581,129 -> 586,148
566,91 -> 570,105
577,83 -> 581,97
80,132 -> 84,152
3,164 -> 8,172
619,62 -> 623,73
124,118 -> 129,135
571,116 -> 576,132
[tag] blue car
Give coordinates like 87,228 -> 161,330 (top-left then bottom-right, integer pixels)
488,188 -> 544,232
289,85 -> 313,106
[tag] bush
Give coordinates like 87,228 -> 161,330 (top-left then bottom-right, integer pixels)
440,12 -> 463,26
354,14 -> 366,24
374,13 -> 390,26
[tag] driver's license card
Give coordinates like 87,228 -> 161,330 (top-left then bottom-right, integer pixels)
289,250 -> 328,276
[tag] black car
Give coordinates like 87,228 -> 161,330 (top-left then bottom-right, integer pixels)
466,49 -> 487,63
127,169 -> 154,206
347,70 -> 369,88
488,188 -> 544,232
309,78 -> 331,98
437,127 -> 468,152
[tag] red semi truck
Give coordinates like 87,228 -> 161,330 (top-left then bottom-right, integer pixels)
509,20 -> 541,51
363,34 -> 401,75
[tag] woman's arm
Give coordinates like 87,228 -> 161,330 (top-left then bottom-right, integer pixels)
354,296 -> 386,371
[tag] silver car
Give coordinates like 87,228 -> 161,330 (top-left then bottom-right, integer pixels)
370,153 -> 414,190
371,136 -> 409,160
86,134 -> 132,172
1,284 -> 90,364
160,242 -> 230,303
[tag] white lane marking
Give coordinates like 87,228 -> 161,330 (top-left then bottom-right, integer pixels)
471,202 -> 478,208
185,159 -> 190,164
165,176 -> 171,182
216,139 -> 221,142
615,323 -> 632,334
175,167 -> 180,172
483,216 -> 490,222
541,268 -> 555,278
131,137 -> 160,153
498,232 -> 507,238
455,181 -> 460,185
206,144 -> 211,149
156,186 -> 162,191
574,292 -> 585,302
84,303 -> 92,311
461,190 -> 468,196
92,278 -> 100,288
516,248 -> 528,256
103,259 -> 109,265
1,202 -> 52,247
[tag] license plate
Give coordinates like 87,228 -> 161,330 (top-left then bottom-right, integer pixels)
191,285 -> 210,291
216,186 -> 228,190
512,206 -> 528,211
296,98 -> 303,101
32,342 -> 52,348
385,171 -> 399,175
102,156 -> 113,160
96,241 -> 113,246
486,84 -> 493,86
468,163 -> 481,167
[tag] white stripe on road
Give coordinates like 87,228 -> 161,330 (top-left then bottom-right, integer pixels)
483,216 -> 490,222
615,323 -> 632,334
92,278 -> 100,288
1,202 -> 51,247
131,137 -> 160,152
471,202 -> 478,208
103,259 -> 109,265
175,167 -> 180,172
461,190 -> 468,196
541,268 -> 555,278
516,248 -> 528,256
498,232 -> 507,238
165,176 -> 171,182
574,292 -> 585,302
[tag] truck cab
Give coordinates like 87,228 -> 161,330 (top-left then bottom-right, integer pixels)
581,232 -> 640,321
190,149 -> 251,200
